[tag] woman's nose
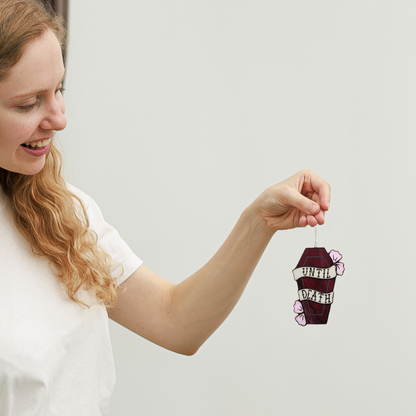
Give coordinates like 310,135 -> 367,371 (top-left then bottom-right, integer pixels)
39,98 -> 67,131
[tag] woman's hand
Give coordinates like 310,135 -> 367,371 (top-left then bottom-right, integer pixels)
253,169 -> 331,232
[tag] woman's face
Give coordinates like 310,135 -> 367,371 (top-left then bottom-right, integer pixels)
0,29 -> 67,175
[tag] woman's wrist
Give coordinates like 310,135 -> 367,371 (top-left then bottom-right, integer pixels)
244,195 -> 277,240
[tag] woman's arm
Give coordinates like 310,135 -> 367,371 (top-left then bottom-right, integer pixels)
108,169 -> 331,355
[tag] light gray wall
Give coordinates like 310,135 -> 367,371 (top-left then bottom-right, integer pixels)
62,1 -> 415,415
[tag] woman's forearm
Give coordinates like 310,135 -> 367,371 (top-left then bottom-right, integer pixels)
170,201 -> 274,354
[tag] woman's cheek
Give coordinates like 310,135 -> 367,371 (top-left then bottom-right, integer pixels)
14,123 -> 37,143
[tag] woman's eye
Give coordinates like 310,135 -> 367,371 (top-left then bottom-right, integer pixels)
17,88 -> 64,112
18,100 -> 39,112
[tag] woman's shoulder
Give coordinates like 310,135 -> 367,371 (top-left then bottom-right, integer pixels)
65,182 -> 100,208
65,182 -> 90,201
65,182 -> 104,222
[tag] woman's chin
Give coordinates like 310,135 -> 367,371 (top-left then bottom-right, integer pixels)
21,162 -> 46,175
3,159 -> 46,176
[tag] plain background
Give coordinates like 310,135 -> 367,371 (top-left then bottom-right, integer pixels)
61,1 -> 415,415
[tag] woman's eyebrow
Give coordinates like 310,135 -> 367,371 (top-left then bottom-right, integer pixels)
11,70 -> 66,100
12,88 -> 48,100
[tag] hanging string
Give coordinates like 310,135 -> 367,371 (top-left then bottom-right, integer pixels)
314,226 -> 318,247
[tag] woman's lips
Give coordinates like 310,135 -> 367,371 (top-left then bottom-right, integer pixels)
21,143 -> 50,157
20,137 -> 52,157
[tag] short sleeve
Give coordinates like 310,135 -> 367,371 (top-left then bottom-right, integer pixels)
67,184 -> 143,286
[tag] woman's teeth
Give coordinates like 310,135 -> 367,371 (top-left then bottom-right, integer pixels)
24,138 -> 51,148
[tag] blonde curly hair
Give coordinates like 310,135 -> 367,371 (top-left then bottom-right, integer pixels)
0,0 -> 120,307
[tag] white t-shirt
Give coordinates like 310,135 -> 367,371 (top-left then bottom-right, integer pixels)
0,184 -> 142,416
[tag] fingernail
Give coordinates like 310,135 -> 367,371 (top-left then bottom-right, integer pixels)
308,203 -> 319,214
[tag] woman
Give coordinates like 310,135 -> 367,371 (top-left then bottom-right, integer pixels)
0,0 -> 330,414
